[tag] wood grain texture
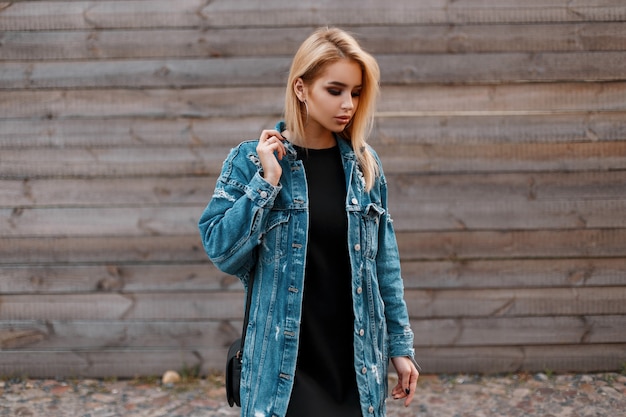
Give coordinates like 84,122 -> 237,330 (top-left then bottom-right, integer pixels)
415,344 -> 626,374
1,198 -> 625,236
0,235 -> 207,264
0,344 -> 623,377
0,292 -> 244,321
2,83 -> 626,120
1,1 -> 624,376
2,23 -> 625,61
0,263 -> 235,294
1,257 -> 624,294
1,315 -> 622,351
1,112 -> 624,150
0,349 -> 225,379
2,52 -> 625,89
400,258 -> 626,289
3,1 -> 626,31
397,229 -> 626,260
1,287 -> 623,321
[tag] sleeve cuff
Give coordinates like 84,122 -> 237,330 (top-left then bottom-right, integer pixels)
245,172 -> 281,207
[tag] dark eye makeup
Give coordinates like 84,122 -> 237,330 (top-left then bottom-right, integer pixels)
327,88 -> 361,97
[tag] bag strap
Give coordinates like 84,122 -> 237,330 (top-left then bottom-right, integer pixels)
238,275 -> 254,359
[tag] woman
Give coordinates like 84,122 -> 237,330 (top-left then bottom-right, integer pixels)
199,27 -> 419,417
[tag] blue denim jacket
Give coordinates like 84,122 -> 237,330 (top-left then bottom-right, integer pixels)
199,124 -> 416,417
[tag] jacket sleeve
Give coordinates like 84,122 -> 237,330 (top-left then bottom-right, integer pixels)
198,143 -> 281,281
373,155 -> 417,364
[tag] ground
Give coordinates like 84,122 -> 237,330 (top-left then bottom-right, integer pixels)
1,372 -> 624,416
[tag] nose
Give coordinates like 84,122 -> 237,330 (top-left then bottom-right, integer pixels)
342,93 -> 355,110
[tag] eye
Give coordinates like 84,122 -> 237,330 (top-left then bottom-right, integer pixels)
351,90 -> 362,98
328,88 -> 341,96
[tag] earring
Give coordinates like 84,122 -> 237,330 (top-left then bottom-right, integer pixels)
302,100 -> 309,126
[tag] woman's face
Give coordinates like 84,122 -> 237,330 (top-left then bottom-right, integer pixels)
299,59 -> 363,136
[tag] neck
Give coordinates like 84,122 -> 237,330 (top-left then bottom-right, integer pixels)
292,125 -> 336,149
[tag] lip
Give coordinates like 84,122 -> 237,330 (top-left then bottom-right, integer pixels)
335,116 -> 351,124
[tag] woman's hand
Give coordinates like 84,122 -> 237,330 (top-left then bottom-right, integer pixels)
257,129 -> 287,186
390,356 -> 419,407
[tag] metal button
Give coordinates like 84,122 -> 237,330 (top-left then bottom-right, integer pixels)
260,191 -> 268,199
359,329 -> 365,336
351,198 -> 358,205
356,287 -> 362,294
361,367 -> 367,374
354,244 -> 361,251
368,405 -> 374,413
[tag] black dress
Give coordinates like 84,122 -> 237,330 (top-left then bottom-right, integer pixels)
286,145 -> 362,417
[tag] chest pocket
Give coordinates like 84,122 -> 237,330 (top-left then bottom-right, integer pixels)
361,203 -> 385,260
260,210 -> 290,264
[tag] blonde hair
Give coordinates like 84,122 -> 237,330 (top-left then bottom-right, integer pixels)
284,27 -> 380,191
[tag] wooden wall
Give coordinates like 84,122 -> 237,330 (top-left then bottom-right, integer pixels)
1,1 -> 625,377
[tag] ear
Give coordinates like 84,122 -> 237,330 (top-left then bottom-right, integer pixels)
294,78 -> 306,102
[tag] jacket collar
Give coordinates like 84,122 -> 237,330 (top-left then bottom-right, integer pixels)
275,120 -> 356,162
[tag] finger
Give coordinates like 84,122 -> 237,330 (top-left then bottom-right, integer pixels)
404,370 -> 419,407
263,136 -> 284,150
268,139 -> 287,160
392,382 -> 408,400
404,378 -> 414,406
274,139 -> 287,160
260,130 -> 283,141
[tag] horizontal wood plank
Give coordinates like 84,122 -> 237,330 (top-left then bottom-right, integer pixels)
3,52 -> 625,89
1,112 -> 625,150
0,344 -> 624,377
1,199 -> 625,237
2,83 -> 626,120
2,23 -> 625,61
1,287 -> 624,321
0,146 -> 230,178
0,57 -> 292,89
401,258 -> 626,290
0,87 -> 284,119
0,263 -> 237,294
398,229 -> 626,260
0,349 -> 225,379
0,206 -> 203,237
389,171 -> 626,203
404,287 -> 626,318
0,343 -> 623,377
1,171 -> 625,208
391,198 -> 626,231
1,257 -> 624,295
2,141 -> 626,179
0,292 -> 244,321
0,320 -> 240,351
416,344 -> 626,374
2,229 -> 625,264
379,83 -> 626,115
0,235 -> 207,264
413,315 -> 626,346
0,177 -> 215,208
0,117 -> 271,149
373,113 -> 626,145
1,315 -> 623,351
2,0 -> 625,31
378,141 -> 626,174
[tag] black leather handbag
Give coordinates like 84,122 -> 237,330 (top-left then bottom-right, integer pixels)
225,337 -> 243,407
225,276 -> 254,407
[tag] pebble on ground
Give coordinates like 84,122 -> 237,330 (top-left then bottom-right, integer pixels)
1,372 -> 624,417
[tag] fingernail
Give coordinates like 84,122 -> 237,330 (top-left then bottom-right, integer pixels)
405,388 -> 410,395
